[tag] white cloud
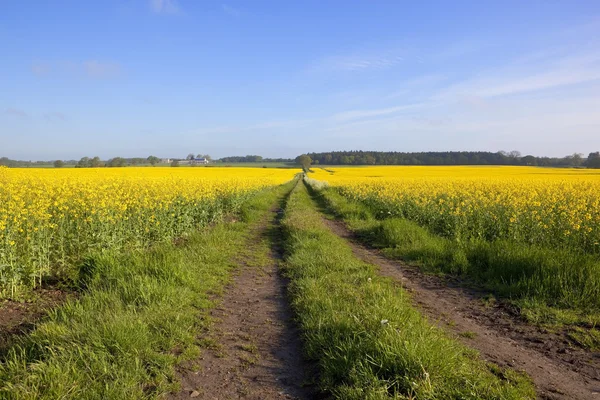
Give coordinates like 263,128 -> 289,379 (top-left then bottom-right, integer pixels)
311,47 -> 405,73
150,0 -> 180,14
83,60 -> 121,79
222,4 -> 241,17
4,108 -> 29,119
435,51 -> 600,100
31,63 -> 50,76
329,103 -> 426,122
320,86 -> 600,157
30,60 -> 122,79
44,112 -> 67,122
187,118 -> 315,137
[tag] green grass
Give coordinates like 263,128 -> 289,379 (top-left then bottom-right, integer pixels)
281,181 -> 534,399
307,181 -> 600,329
567,327 -> 600,350
0,181 -> 296,399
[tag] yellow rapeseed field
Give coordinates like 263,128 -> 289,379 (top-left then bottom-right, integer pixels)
0,166 -> 298,297
309,166 -> 600,254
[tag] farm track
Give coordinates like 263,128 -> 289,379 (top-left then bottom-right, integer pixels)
314,206 -> 600,399
170,191 -> 316,399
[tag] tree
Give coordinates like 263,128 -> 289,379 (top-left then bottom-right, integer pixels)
90,156 -> 103,168
565,153 -> 584,167
521,155 -> 537,166
147,155 -> 160,166
295,154 -> 312,171
587,152 -> 600,169
77,157 -> 90,168
187,153 -> 195,160
53,160 -> 65,168
171,160 -> 180,167
107,157 -> 126,167
197,154 -> 212,161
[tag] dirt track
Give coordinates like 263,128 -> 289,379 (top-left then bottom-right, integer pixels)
170,204 -> 316,400
321,216 -> 600,400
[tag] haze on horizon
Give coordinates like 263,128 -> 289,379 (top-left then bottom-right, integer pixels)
1,0 -> 600,160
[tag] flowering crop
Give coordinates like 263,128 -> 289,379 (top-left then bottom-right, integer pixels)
0,167 -> 298,297
309,166 -> 600,254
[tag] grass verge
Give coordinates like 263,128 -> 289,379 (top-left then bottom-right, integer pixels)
0,180 -> 296,399
307,180 -> 600,332
281,181 -> 534,399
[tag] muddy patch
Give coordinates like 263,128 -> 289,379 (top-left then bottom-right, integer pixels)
0,288 -> 70,353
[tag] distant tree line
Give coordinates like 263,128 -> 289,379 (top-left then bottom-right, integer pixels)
218,155 -> 264,163
305,151 -> 600,168
72,156 -> 162,168
3,151 -> 599,169
216,155 -> 294,163
186,154 -> 212,161
0,157 -> 58,168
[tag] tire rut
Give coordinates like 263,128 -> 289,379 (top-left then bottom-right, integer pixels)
318,215 -> 600,400
170,202 -> 315,400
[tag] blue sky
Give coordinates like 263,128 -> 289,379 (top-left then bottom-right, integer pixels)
1,0 -> 599,160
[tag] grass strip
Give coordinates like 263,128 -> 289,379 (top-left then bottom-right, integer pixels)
280,181 -> 534,399
0,180 -> 296,399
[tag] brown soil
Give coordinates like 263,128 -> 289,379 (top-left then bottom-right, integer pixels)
321,217 -> 600,400
170,205 -> 317,400
0,288 -> 70,353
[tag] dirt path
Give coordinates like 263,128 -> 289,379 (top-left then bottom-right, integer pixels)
319,216 -> 600,400
170,202 -> 316,400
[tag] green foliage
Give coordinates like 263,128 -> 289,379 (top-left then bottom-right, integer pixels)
306,150 -> 593,167
587,152 -> 600,169
146,155 -> 160,166
107,157 -> 127,167
76,156 -> 104,168
218,155 -> 264,163
295,154 -> 312,171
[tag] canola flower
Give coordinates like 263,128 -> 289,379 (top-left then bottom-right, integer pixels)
0,166 -> 298,297
309,166 -> 600,254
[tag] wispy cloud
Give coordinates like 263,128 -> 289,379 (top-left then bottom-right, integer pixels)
331,54 -> 403,72
4,108 -> 30,119
222,4 -> 241,17
83,60 -> 121,79
329,103 -> 426,122
44,112 -> 67,122
311,47 -> 405,73
435,51 -> 600,100
189,118 -> 315,136
30,60 -> 122,79
150,0 -> 180,14
383,75 -> 447,100
31,62 -> 50,76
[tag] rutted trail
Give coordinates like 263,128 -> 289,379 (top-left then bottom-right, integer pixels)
316,211 -> 600,400
170,189 -> 314,400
